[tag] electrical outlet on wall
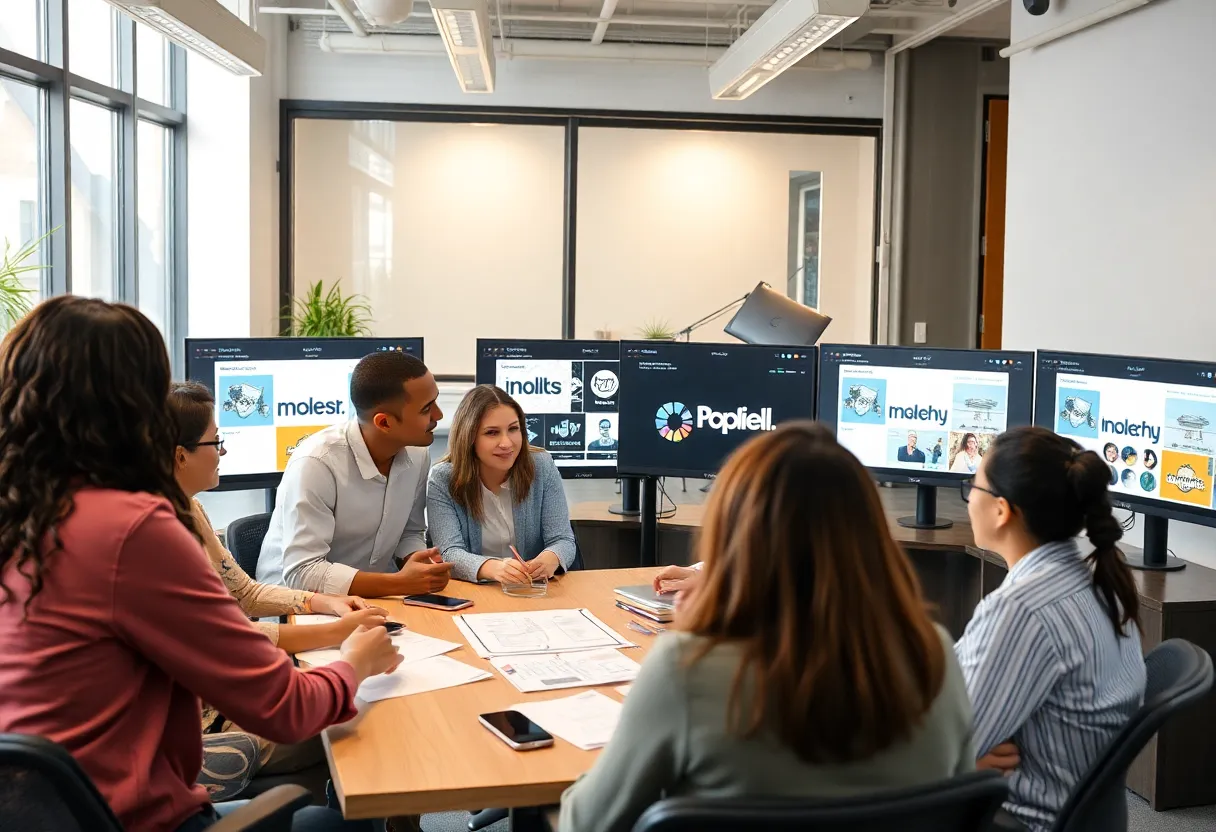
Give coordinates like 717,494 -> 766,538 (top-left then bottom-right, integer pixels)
914,322 -> 927,343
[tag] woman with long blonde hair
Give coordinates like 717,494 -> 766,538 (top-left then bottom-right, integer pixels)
559,421 -> 974,832
427,385 -> 577,583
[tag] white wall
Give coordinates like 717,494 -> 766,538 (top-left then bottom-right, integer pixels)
293,119 -> 567,376
1002,0 -> 1216,566
575,128 -> 875,344
285,31 -> 884,118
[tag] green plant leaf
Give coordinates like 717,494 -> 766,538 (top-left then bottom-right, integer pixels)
637,318 -> 675,340
288,280 -> 374,337
0,227 -> 57,330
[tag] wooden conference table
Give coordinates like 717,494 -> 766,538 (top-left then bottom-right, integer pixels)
310,568 -> 660,820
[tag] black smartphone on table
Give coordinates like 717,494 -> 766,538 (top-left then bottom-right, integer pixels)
402,594 -> 474,611
478,710 -> 554,751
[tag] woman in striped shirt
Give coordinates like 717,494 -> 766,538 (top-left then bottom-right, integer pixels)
956,426 -> 1146,831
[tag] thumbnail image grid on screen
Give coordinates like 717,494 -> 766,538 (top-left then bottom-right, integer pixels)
1035,350 -> 1216,527
185,337 -> 424,490
616,341 -> 817,480
474,339 -> 620,479
817,345 -> 1035,485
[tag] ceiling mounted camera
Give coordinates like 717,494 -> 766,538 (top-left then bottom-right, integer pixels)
1024,0 -> 1050,14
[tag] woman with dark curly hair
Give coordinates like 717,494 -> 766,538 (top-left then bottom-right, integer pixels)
0,297 -> 400,832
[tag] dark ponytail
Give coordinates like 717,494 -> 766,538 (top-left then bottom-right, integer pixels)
985,426 -> 1140,635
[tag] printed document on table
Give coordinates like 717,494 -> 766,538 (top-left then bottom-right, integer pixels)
453,609 -> 635,658
357,655 -> 491,703
512,691 -> 623,750
491,649 -> 640,693
296,630 -> 460,668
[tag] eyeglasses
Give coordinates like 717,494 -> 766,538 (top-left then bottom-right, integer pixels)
960,478 -> 998,503
194,438 -> 225,452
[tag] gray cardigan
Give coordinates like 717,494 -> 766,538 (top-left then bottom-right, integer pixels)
559,626 -> 974,832
426,450 -> 578,582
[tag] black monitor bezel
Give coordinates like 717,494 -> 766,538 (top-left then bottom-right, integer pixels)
1035,349 -> 1216,530
818,343 -> 1036,488
185,336 -> 424,492
474,338 -> 621,480
616,340 -> 818,480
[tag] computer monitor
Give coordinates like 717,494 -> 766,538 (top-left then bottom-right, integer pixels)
818,344 -> 1035,529
724,281 -> 832,346
617,341 -> 817,480
1035,350 -> 1216,571
474,339 -> 620,479
185,336 -> 424,491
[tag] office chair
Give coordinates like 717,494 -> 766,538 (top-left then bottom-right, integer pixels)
1047,638 -> 1214,832
0,733 -> 311,832
631,770 -> 1008,831
227,512 -> 274,578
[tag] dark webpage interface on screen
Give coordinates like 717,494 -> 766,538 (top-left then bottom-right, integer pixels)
618,344 -> 816,478
1036,352 -> 1216,515
186,338 -> 422,479
475,341 -> 619,470
819,348 -> 1032,477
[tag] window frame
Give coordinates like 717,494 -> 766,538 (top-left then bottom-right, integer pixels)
0,0 -> 188,368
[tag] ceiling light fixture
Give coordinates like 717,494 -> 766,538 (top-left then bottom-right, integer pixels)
708,0 -> 867,100
429,0 -> 496,93
101,0 -> 265,76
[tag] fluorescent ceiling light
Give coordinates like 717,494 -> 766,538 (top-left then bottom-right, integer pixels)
102,0 -> 266,76
430,0 -> 496,93
708,0 -> 867,100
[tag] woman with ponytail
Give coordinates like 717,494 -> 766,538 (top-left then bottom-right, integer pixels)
956,426 -> 1145,831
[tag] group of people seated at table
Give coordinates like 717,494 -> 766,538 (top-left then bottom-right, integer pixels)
0,296 -> 1146,832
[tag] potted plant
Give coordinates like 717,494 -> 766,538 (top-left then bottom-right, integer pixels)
0,230 -> 54,331
637,318 -> 676,340
287,280 -> 373,337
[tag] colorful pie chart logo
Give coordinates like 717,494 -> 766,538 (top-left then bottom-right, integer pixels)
656,402 -> 693,442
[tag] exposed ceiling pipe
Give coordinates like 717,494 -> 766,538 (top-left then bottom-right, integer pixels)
326,0 -> 368,34
886,0 -> 1005,53
319,30 -> 873,67
591,0 -> 620,44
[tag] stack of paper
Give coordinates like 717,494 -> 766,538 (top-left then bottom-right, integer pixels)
613,585 -> 675,624
296,629 -> 490,701
357,656 -> 491,702
491,649 -> 640,693
511,691 -> 623,750
454,609 -> 635,658
295,629 -> 460,667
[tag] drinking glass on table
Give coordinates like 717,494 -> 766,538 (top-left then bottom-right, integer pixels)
501,544 -> 549,598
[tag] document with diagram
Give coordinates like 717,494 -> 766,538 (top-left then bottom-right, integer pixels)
453,609 -> 635,658
491,649 -> 640,693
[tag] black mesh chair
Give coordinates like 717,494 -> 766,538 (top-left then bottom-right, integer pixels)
631,771 -> 1009,832
228,513 -> 274,579
1048,638 -> 1214,832
0,734 -> 310,832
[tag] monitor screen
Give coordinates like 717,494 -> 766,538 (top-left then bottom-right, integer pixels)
474,339 -> 620,479
185,337 -> 424,490
1035,350 -> 1216,528
617,341 -> 817,479
818,345 -> 1035,485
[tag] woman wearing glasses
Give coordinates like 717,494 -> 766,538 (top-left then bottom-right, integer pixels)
170,382 -> 389,800
956,426 -> 1145,831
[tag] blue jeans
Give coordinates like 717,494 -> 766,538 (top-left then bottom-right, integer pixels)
176,782 -> 380,832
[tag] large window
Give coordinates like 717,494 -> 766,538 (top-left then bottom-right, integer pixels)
0,78 -> 45,301
0,0 -> 187,348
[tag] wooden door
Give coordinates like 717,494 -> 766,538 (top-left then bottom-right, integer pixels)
978,97 -> 1009,349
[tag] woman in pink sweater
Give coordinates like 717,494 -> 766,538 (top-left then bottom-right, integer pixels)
0,297 -> 400,832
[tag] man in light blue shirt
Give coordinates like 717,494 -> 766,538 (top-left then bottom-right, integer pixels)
257,351 -> 453,598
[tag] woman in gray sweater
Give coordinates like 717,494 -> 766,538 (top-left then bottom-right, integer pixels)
427,385 -> 577,583
559,422 -> 975,832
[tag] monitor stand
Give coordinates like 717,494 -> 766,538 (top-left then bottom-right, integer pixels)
1124,514 -> 1186,571
610,477 -> 641,516
639,477 -> 659,567
897,484 -> 954,531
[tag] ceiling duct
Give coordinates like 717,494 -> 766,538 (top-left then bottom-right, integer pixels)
352,0 -> 415,25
